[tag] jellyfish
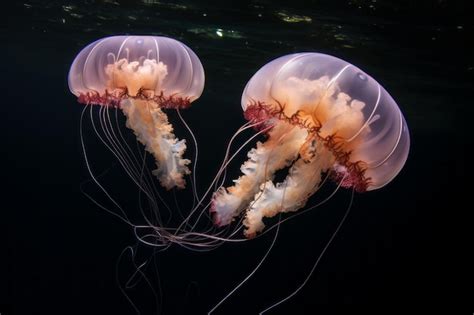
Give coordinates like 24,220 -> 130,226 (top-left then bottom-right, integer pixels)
68,35 -> 204,189
211,53 -> 410,238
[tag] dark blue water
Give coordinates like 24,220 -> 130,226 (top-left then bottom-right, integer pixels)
4,1 -> 472,314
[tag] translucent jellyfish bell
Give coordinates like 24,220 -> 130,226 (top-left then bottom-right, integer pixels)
242,53 -> 410,190
68,36 -> 205,189
68,35 -> 204,103
213,53 -> 410,237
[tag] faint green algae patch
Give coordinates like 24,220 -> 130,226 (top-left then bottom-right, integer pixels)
275,11 -> 312,23
188,27 -> 244,39
142,0 -> 188,10
333,33 -> 355,48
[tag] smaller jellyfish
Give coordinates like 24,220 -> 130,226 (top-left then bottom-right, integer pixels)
68,35 -> 204,189
212,53 -> 410,238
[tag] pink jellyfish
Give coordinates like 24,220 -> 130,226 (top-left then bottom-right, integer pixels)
68,35 -> 204,189
212,53 -> 410,238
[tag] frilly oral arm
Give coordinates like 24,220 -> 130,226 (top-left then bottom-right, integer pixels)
243,138 -> 335,238
211,122 -> 308,226
121,99 -> 190,190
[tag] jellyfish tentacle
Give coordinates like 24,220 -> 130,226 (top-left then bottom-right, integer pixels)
211,122 -> 307,226
121,98 -> 190,190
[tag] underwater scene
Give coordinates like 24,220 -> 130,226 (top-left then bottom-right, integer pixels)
5,0 -> 472,314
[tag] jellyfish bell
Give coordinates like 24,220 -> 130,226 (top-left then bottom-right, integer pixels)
212,53 -> 410,238
68,35 -> 205,189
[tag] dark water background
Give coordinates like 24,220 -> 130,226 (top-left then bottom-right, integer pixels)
3,0 -> 473,314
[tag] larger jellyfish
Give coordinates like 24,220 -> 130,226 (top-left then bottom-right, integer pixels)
212,53 -> 410,238
68,36 -> 204,189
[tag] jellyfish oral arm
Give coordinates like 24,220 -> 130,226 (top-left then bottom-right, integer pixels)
211,122 -> 307,226
244,139 -> 335,238
121,98 -> 190,190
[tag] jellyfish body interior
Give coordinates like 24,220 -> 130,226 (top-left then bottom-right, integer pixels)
211,53 -> 410,238
68,35 -> 205,189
